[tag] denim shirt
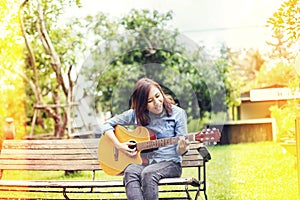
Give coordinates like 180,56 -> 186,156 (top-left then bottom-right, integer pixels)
99,105 -> 188,164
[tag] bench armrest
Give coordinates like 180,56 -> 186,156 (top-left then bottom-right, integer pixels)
197,146 -> 211,162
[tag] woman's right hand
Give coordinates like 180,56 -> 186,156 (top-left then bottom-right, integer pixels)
116,142 -> 137,157
104,130 -> 137,157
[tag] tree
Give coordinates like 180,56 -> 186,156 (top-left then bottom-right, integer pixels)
18,0 -> 117,137
17,0 -> 81,137
255,62 -> 296,87
267,0 -> 300,62
228,48 -> 265,92
79,9 -> 230,127
266,30 -> 294,62
16,4 -> 235,136
266,0 -> 300,141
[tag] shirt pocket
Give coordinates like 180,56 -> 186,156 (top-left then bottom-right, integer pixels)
163,119 -> 176,137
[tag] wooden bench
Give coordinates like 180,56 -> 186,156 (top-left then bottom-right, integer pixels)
0,138 -> 211,200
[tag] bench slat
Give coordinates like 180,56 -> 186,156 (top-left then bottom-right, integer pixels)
0,154 -> 97,160
182,160 -> 203,167
1,149 -> 98,155
0,154 -> 201,161
0,157 -> 202,165
0,159 -> 99,165
0,164 -> 101,171
2,143 -> 98,150
185,149 -> 201,155
0,178 -> 200,188
182,154 -> 202,161
0,160 -> 201,170
2,139 -> 98,145
2,139 -> 202,150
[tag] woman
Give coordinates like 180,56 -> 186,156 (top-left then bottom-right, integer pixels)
100,77 -> 189,200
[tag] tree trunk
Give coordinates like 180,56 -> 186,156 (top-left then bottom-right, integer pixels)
19,0 -> 76,138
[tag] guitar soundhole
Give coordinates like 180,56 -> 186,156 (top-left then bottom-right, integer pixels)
128,141 -> 137,149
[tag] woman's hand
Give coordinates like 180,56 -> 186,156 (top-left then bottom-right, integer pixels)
116,142 -> 137,157
104,130 -> 137,157
178,136 -> 189,155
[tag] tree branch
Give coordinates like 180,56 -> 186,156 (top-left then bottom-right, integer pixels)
36,0 -> 68,96
139,30 -> 156,56
19,0 -> 61,125
19,0 -> 42,103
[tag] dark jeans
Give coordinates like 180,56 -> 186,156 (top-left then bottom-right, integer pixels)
123,161 -> 182,200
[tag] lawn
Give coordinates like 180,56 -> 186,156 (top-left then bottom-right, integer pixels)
205,142 -> 298,200
0,142 -> 299,199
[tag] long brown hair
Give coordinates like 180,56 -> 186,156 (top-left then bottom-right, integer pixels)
131,78 -> 172,126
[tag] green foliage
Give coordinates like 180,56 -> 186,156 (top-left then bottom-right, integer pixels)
266,0 -> 300,62
270,103 -> 298,141
18,2 -> 238,133
253,61 -> 297,88
228,48 -> 265,94
269,74 -> 300,141
266,0 -> 300,141
121,9 -> 173,30
187,112 -> 228,132
19,0 -> 119,135
80,9 -> 232,122
267,0 -> 300,42
20,0 -> 85,132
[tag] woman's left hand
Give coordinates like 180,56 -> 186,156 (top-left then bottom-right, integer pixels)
178,136 -> 189,155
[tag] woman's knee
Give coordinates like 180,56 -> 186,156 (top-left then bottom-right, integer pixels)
123,164 -> 144,183
141,168 -> 160,185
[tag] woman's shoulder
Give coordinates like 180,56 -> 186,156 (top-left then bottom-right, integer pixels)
123,108 -> 135,114
120,109 -> 136,118
171,104 -> 186,114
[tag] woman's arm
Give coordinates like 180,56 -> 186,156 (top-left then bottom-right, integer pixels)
104,129 -> 137,156
100,109 -> 135,134
101,109 -> 137,156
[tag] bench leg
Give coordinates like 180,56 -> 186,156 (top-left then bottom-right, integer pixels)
194,188 -> 200,200
185,184 -> 192,200
63,188 -> 70,200
194,188 -> 207,200
204,191 -> 208,200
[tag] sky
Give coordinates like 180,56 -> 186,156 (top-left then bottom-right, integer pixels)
68,0 -> 285,51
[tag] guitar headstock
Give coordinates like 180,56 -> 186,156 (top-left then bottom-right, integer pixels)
195,128 -> 221,143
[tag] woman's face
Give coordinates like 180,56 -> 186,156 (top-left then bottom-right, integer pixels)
147,85 -> 164,114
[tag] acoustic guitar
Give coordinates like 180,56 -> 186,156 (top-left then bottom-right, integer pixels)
98,125 -> 220,176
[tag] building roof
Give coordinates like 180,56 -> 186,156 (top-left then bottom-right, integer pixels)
240,84 -> 294,102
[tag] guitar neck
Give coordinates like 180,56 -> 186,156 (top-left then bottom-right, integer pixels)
136,134 -> 195,151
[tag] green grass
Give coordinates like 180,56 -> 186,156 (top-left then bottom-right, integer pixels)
0,142 -> 299,199
206,142 -> 299,200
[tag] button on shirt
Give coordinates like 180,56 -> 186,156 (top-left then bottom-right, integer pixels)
99,105 -> 188,164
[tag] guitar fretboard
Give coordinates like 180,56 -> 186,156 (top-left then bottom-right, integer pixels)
136,134 -> 195,151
